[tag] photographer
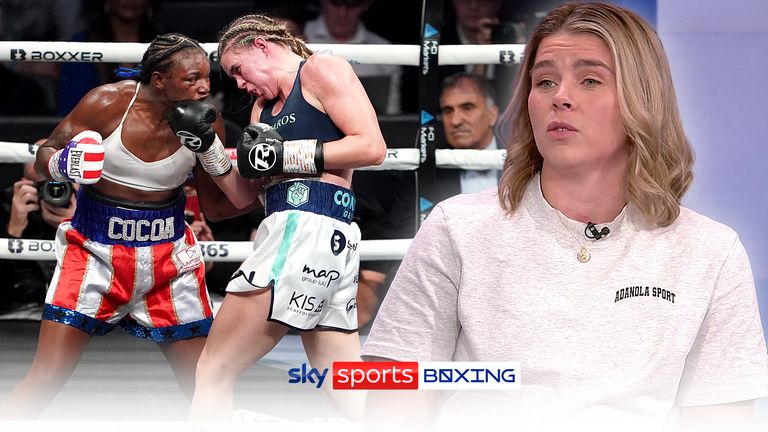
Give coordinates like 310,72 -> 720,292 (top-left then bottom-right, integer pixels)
0,158 -> 76,314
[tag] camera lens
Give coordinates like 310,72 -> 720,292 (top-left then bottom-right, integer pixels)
36,181 -> 74,207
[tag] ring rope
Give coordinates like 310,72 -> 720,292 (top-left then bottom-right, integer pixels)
0,42 -> 525,65
0,142 -> 506,170
0,238 -> 412,262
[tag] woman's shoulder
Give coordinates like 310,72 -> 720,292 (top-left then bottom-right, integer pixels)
79,80 -> 137,109
666,206 -> 740,247
435,188 -> 502,220
69,81 -> 138,132
302,53 -> 354,80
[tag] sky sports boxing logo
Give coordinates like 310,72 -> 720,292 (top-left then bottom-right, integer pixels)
288,361 -> 519,390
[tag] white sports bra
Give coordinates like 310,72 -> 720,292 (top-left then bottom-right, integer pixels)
100,82 -> 196,192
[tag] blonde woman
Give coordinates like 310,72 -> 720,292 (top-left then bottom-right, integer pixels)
363,2 -> 768,431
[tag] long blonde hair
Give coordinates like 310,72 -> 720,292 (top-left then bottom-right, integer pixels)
497,2 -> 693,227
217,14 -> 313,60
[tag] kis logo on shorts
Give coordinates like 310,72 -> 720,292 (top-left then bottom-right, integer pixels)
331,230 -> 346,256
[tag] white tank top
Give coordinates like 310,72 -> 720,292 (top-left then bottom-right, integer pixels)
100,82 -> 196,192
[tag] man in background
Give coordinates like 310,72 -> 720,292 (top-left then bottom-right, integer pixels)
436,72 -> 500,201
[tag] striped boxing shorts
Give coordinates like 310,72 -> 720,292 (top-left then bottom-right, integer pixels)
43,186 -> 213,341
228,179 -> 360,332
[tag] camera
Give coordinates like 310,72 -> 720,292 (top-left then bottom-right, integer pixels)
36,181 -> 74,207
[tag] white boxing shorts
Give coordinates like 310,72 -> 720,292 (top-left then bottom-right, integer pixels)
228,179 -> 360,332
43,187 -> 213,341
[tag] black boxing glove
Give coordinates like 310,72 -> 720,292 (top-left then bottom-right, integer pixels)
169,100 -> 232,176
237,123 -> 324,178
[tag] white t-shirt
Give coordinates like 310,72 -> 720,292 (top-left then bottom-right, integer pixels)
458,137 -> 499,194
362,175 -> 768,430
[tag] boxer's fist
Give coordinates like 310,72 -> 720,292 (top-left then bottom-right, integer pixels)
237,124 -> 324,178
237,124 -> 285,178
49,130 -> 104,184
169,100 -> 232,176
168,100 -> 216,153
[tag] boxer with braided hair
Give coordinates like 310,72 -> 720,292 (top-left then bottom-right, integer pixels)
0,33 -> 262,420
188,13 -> 386,422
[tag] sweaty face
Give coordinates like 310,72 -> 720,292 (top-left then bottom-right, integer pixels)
440,79 -> 498,149
220,45 -> 275,100
527,32 -> 628,175
163,51 -> 211,101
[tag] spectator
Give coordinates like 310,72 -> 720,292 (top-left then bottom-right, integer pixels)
57,0 -> 162,115
437,72 -> 499,200
305,0 -> 402,114
0,154 -> 77,314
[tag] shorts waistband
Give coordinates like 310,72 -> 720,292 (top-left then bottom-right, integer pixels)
72,188 -> 186,246
265,180 -> 355,224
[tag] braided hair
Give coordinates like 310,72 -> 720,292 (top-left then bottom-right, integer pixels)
116,33 -> 206,82
217,14 -> 313,61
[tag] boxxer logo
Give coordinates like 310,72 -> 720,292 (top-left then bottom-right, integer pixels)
10,49 -> 26,60
7,239 -> 23,253
249,143 -> 277,171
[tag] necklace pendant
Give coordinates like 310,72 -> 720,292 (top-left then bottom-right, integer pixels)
577,246 -> 591,263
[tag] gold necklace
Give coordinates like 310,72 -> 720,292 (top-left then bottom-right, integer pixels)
555,212 -> 591,263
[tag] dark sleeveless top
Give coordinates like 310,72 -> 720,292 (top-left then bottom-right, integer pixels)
260,61 -> 344,142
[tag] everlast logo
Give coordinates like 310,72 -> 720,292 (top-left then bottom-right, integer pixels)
68,149 -> 83,178
12,50 -> 103,62
108,216 -> 175,242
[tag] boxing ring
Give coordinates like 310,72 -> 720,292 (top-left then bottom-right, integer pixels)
0,43 -> 520,264
0,3 -> 521,428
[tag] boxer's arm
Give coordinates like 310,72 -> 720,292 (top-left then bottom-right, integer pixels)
301,55 -> 387,169
191,164 -> 263,222
202,114 -> 265,210
35,85 -> 122,180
